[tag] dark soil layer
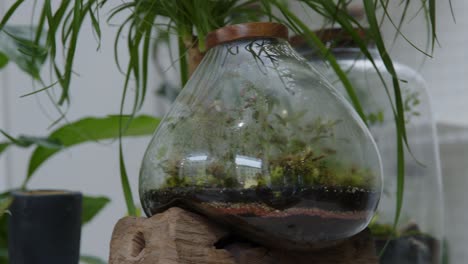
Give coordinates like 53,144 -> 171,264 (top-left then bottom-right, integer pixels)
375,235 -> 440,264
141,186 -> 379,250
143,185 -> 379,213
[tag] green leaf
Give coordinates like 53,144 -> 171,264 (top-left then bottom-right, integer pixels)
0,192 -> 10,263
80,255 -> 107,264
363,0 -> 406,225
82,195 -> 110,225
0,130 -> 62,149
0,25 -> 47,78
57,0 -> 82,105
379,0 -> 432,57
18,136 -> 61,149
0,143 -> 10,156
25,115 -> 160,184
0,195 -> 12,218
273,1 -> 368,124
88,4 -> 102,50
119,141 -> 136,217
0,52 -> 8,69
19,80 -> 60,98
429,0 -> 437,51
0,0 -> 25,30
178,35 -> 189,87
442,238 -> 450,264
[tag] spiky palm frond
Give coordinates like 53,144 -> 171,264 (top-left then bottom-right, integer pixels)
0,0 -> 441,225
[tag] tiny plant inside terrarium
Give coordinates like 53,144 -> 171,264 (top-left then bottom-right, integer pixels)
140,23 -> 383,250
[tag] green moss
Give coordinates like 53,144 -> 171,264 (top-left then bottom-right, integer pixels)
194,174 -> 217,186
266,150 -> 374,189
161,150 -> 375,190
270,166 -> 284,186
223,177 -> 239,188
369,223 -> 396,238
369,222 -> 430,240
165,174 -> 190,188
206,163 -> 227,179
159,92 -> 376,190
256,173 -> 267,187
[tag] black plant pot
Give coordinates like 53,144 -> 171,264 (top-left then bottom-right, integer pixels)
8,190 -> 82,264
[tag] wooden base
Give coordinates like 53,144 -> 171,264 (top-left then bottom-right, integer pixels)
109,207 -> 378,264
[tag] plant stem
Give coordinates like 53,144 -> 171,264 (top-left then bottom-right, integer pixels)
178,35 -> 189,87
183,34 -> 204,77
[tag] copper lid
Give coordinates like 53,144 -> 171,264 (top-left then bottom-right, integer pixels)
206,22 -> 288,50
290,28 -> 369,48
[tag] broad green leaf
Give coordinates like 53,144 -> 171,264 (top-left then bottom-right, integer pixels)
0,25 -> 47,78
0,143 -> 9,156
0,193 -> 9,263
0,197 -> 12,218
80,255 -> 107,264
0,52 -> 8,69
82,195 -> 110,225
0,248 -> 6,264
26,115 -> 160,183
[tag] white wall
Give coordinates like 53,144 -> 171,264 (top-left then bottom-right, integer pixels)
438,125 -> 468,263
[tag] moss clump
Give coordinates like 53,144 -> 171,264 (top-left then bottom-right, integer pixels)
267,149 -> 375,189
160,148 -> 375,190
160,158 -> 241,188
270,166 -> 285,186
369,223 -> 397,238
369,221 -> 430,240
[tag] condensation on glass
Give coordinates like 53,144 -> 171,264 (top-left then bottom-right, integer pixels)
140,23 -> 383,250
294,28 -> 444,262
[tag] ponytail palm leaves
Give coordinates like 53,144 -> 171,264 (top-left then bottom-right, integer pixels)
0,0 -> 441,233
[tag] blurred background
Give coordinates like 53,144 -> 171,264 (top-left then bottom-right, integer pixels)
0,0 -> 467,262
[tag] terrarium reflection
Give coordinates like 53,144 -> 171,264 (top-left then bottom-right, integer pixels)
295,29 -> 444,262
140,33 -> 382,250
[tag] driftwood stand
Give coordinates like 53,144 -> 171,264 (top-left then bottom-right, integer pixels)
109,207 -> 378,264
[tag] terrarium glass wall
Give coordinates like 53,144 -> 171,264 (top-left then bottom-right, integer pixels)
140,23 -> 383,250
294,29 -> 444,263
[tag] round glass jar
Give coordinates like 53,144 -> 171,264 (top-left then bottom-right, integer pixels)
293,28 -> 444,262
140,23 -> 383,250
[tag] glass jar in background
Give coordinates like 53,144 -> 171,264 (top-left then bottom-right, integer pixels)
140,23 -> 383,250
293,28 -> 444,263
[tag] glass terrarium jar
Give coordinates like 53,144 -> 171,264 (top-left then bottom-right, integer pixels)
293,29 -> 444,262
140,23 -> 383,250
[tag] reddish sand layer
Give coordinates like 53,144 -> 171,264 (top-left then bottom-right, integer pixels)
202,201 -> 369,220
